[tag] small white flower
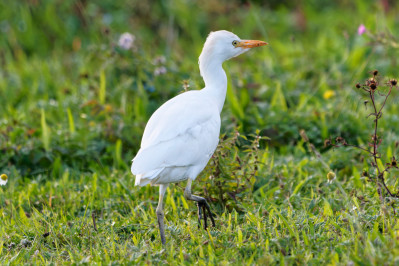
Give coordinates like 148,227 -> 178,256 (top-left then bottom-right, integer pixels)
49,99 -> 58,107
0,174 -> 8,186
118,32 -> 135,50
153,55 -> 166,65
154,66 -> 167,76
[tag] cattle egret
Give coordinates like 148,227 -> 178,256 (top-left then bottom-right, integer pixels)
131,30 -> 267,245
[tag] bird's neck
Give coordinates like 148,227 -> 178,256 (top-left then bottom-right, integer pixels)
200,59 -> 227,113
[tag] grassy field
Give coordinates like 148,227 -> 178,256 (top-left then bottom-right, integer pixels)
1,0 -> 399,264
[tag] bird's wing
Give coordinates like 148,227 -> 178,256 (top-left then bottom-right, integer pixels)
131,91 -> 220,175
140,91 -> 217,149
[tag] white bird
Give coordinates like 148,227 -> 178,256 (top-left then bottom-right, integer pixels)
131,30 -> 267,245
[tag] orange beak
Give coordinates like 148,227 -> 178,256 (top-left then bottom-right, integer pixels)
237,40 -> 268,48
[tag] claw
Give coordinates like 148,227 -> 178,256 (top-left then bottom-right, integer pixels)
196,200 -> 215,230
185,180 -> 216,230
205,202 -> 215,227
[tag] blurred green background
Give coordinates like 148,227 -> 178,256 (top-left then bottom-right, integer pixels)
1,0 -> 399,264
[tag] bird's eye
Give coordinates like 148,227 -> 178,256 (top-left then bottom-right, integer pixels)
232,40 -> 239,47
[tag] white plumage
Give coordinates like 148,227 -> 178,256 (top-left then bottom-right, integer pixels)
131,30 -> 267,245
131,91 -> 220,186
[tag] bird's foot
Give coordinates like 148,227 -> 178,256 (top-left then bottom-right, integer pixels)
197,199 -> 215,230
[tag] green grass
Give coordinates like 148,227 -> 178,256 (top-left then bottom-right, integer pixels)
1,0 -> 399,264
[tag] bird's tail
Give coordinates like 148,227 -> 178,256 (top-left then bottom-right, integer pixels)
132,166 -> 163,186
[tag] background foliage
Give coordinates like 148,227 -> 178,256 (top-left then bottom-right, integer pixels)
1,0 -> 399,264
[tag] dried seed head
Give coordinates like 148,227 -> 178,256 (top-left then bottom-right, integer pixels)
367,77 -> 377,90
389,79 -> 397,86
372,70 -> 378,76
324,139 -> 331,147
355,83 -> 361,89
391,157 -> 397,168
336,136 -> 344,143
299,129 -> 309,142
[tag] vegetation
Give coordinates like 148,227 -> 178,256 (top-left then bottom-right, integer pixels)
329,71 -> 399,200
1,0 -> 399,264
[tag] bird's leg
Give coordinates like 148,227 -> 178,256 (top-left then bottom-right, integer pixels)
156,184 -> 168,245
203,201 -> 215,227
184,179 -> 215,229
202,204 -> 208,229
197,202 -> 203,228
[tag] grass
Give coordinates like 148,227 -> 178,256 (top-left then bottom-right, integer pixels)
1,0 -> 399,264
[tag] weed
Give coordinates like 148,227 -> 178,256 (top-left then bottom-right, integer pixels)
327,70 -> 399,200
199,130 -> 268,212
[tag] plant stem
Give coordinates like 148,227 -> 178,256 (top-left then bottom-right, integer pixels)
344,144 -> 373,155
369,90 -> 384,201
378,85 -> 393,114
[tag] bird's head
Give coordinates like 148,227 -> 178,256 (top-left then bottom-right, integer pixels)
199,30 -> 268,65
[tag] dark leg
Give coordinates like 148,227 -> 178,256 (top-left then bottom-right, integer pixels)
202,203 -> 208,229
203,201 -> 215,227
184,179 -> 215,230
197,202 -> 203,228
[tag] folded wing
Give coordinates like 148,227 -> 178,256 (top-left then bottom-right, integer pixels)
131,91 -> 221,185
